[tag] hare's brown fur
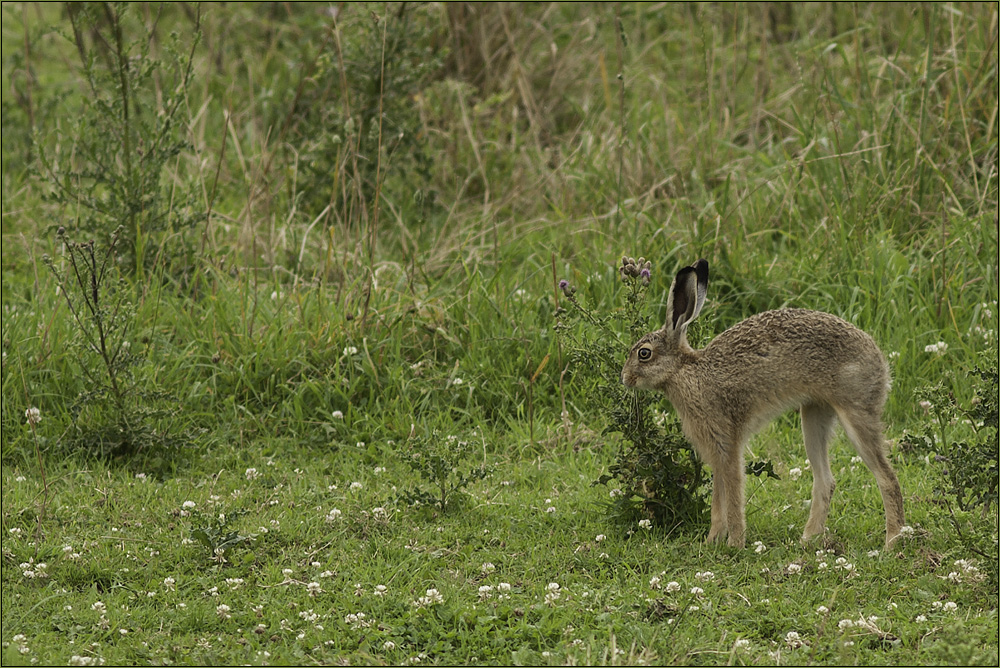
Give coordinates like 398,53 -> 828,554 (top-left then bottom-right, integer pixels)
622,261 -> 905,549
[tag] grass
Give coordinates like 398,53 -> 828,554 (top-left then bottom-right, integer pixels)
2,2 -> 998,666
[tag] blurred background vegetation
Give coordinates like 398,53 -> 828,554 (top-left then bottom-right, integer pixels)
1,2 -> 997,461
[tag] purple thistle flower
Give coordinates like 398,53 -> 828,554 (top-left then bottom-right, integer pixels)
639,268 -> 651,280
558,279 -> 569,290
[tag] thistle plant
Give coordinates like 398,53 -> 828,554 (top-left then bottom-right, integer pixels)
43,226 -> 179,459
556,256 -> 708,531
398,430 -> 491,512
188,508 -> 254,564
34,2 -> 203,273
905,345 -> 998,592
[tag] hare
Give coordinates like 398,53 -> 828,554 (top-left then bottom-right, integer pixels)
621,259 -> 905,549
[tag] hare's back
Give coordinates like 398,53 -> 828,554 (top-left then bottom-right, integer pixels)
705,308 -> 888,400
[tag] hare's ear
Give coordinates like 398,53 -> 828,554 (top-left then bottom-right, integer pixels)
664,259 -> 709,338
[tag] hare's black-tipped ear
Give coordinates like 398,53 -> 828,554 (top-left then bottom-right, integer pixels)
664,259 -> 709,337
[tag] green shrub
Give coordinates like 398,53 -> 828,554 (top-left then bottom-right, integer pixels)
397,429 -> 491,512
905,344 -> 998,592
43,226 -> 184,460
34,2 -> 203,273
556,257 -> 708,531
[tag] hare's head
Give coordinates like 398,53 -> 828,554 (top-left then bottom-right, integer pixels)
621,259 -> 709,391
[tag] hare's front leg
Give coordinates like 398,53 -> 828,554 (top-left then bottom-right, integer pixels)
705,444 -> 746,547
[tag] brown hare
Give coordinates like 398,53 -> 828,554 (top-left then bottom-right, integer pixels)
621,259 -> 905,549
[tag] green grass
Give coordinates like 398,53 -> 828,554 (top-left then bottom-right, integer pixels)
2,2 -> 998,665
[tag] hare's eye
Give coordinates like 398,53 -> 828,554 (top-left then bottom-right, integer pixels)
637,347 -> 652,361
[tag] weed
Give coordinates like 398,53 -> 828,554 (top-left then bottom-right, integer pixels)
557,256 -> 708,531
397,430 -> 491,512
43,226 -> 182,459
905,344 -> 999,592
188,508 -> 254,564
34,2 -> 203,273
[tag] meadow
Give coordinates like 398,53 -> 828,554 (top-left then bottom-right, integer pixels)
1,3 -> 997,665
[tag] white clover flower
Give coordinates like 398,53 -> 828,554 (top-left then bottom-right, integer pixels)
638,519 -> 652,531
350,482 -> 362,491
374,585 -> 387,596
609,488 -> 624,499
245,468 -> 259,481
544,582 -> 562,605
481,562 -> 496,574
695,571 -> 714,581
343,346 -> 358,356
924,341 -> 948,355
498,582 -> 512,592
915,614 -> 927,623
649,576 -> 662,589
545,506 -> 556,514
817,605 -> 829,614
787,563 -> 802,574
595,534 -> 606,542
182,500 -> 196,509
91,601 -> 106,614
413,588 -> 444,608
24,407 -> 41,426
383,640 -> 396,651
838,618 -> 855,630
734,638 -> 751,650
785,631 -> 804,648
753,541 -> 767,553
332,410 -> 344,419
788,467 -> 802,481
478,585 -> 494,600
344,612 -> 371,629
943,601 -> 958,612
68,656 -> 104,666
326,508 -> 342,522
216,604 -> 232,619
665,581 -> 681,593
306,582 -> 322,597
690,586 -> 704,596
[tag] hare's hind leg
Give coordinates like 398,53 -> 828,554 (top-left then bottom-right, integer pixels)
706,473 -> 728,544
836,407 -> 905,548
801,403 -> 837,543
